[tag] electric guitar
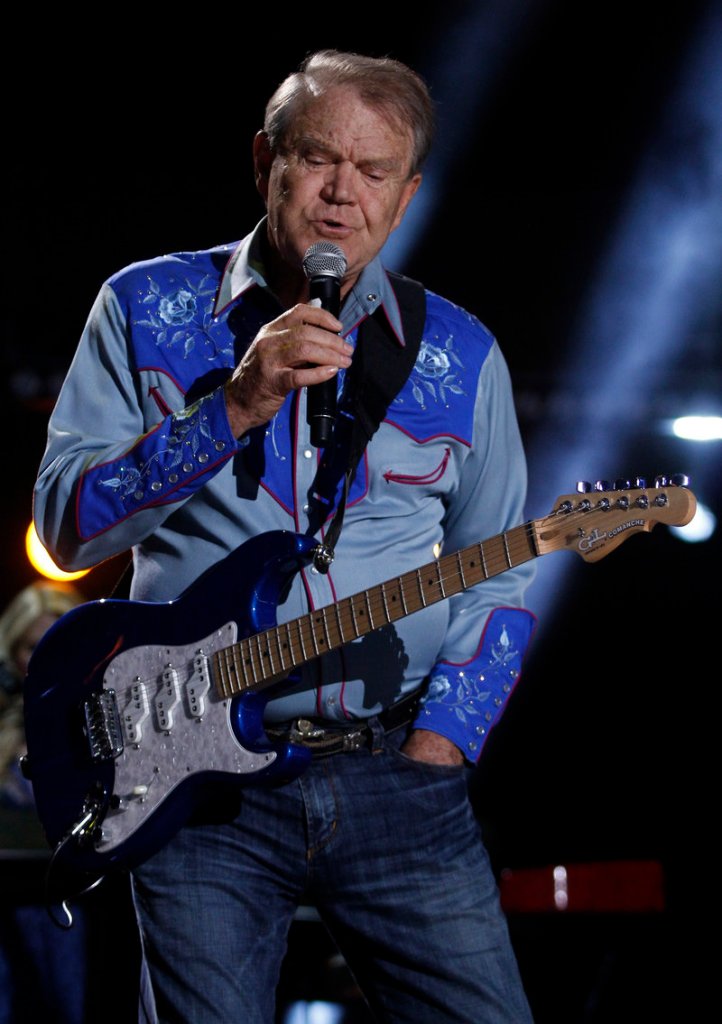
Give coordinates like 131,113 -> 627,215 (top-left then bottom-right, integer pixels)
22,478 -> 696,877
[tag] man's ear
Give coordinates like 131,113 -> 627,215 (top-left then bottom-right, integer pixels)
253,131 -> 273,201
390,173 -> 422,233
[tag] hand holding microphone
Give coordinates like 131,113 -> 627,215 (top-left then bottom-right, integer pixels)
223,243 -> 349,441
302,242 -> 348,447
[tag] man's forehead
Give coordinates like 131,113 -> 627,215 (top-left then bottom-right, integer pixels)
285,89 -> 414,163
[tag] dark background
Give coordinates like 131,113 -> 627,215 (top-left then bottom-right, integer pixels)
2,2 -> 717,1020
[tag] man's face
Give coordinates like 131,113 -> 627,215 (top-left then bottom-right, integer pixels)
255,86 -> 421,292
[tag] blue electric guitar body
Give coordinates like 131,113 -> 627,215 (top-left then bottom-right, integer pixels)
23,530 -> 316,876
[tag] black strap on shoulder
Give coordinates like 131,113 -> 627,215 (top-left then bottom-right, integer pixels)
313,272 -> 426,572
346,271 -> 426,463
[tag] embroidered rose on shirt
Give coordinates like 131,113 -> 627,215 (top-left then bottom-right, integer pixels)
409,336 -> 465,409
134,275 -> 234,360
158,289 -> 197,326
419,623 -> 520,727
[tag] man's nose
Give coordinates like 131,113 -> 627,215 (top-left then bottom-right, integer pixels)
321,161 -> 356,203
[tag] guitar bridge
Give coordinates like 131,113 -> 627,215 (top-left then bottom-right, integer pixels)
83,689 -> 124,762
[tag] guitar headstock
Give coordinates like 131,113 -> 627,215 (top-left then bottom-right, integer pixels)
534,475 -> 697,562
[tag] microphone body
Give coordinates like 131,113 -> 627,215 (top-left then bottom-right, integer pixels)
302,242 -> 347,447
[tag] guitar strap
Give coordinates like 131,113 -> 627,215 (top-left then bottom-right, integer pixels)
312,271 -> 426,572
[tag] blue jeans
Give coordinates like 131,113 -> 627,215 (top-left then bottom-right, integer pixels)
132,722 -> 533,1023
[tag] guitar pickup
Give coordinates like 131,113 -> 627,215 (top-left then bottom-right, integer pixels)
185,653 -> 212,719
83,689 -> 124,762
155,666 -> 181,731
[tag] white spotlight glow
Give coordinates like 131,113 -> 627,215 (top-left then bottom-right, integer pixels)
670,415 -> 722,441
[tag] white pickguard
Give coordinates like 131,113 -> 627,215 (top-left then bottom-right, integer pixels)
95,622 -> 276,855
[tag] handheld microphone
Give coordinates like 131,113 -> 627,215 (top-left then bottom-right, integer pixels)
302,241 -> 348,447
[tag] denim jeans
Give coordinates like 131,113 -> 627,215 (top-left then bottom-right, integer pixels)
132,722 -> 533,1023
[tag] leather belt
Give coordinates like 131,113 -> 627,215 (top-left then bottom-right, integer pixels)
265,692 -> 420,757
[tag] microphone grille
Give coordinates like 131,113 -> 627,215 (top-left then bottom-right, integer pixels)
302,242 -> 348,280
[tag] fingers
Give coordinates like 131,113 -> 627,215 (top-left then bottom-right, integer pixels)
224,304 -> 353,438
276,304 -> 351,370
290,302 -> 343,336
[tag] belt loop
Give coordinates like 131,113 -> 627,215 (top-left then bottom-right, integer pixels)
369,715 -> 386,755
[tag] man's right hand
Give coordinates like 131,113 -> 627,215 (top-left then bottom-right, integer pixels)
224,304 -> 353,438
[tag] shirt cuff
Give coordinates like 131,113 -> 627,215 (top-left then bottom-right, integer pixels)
412,607 -> 536,763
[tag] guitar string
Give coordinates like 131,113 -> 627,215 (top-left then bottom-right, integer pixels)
222,493 -> 658,693
216,504 -> 583,694
115,499 -> 629,701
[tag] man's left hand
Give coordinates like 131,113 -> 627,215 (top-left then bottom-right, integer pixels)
400,729 -> 465,766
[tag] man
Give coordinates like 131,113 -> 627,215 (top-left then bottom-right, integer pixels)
33,50 -> 536,1023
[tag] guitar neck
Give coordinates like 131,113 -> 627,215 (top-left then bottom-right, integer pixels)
212,521 -> 539,699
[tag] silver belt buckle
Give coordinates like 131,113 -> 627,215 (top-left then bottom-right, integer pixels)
290,718 -> 327,742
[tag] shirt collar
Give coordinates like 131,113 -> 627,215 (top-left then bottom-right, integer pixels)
213,221 -> 266,315
214,217 -> 406,346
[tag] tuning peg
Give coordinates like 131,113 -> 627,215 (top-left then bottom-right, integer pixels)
632,477 -> 647,488
654,475 -> 669,487
575,481 -> 592,493
594,480 -> 612,491
614,478 -> 631,490
670,473 -> 690,487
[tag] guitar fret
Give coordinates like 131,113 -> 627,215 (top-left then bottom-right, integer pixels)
228,648 -> 245,693
334,602 -> 345,644
398,577 -> 409,616
502,531 -> 513,568
273,627 -> 287,672
262,631 -> 276,676
456,550 -> 468,589
275,624 -> 290,672
350,597 -> 361,637
416,569 -> 427,607
479,542 -> 488,579
230,648 -> 243,691
251,634 -> 263,678
231,647 -> 249,691
214,650 -> 231,697
287,620 -> 300,664
381,583 -> 391,622
364,590 -> 375,629
250,638 -> 263,683
222,648 -> 237,693
243,638 -> 259,686
296,618 -> 309,663
309,617 -> 321,657
435,563 -> 446,599
319,608 -> 333,650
